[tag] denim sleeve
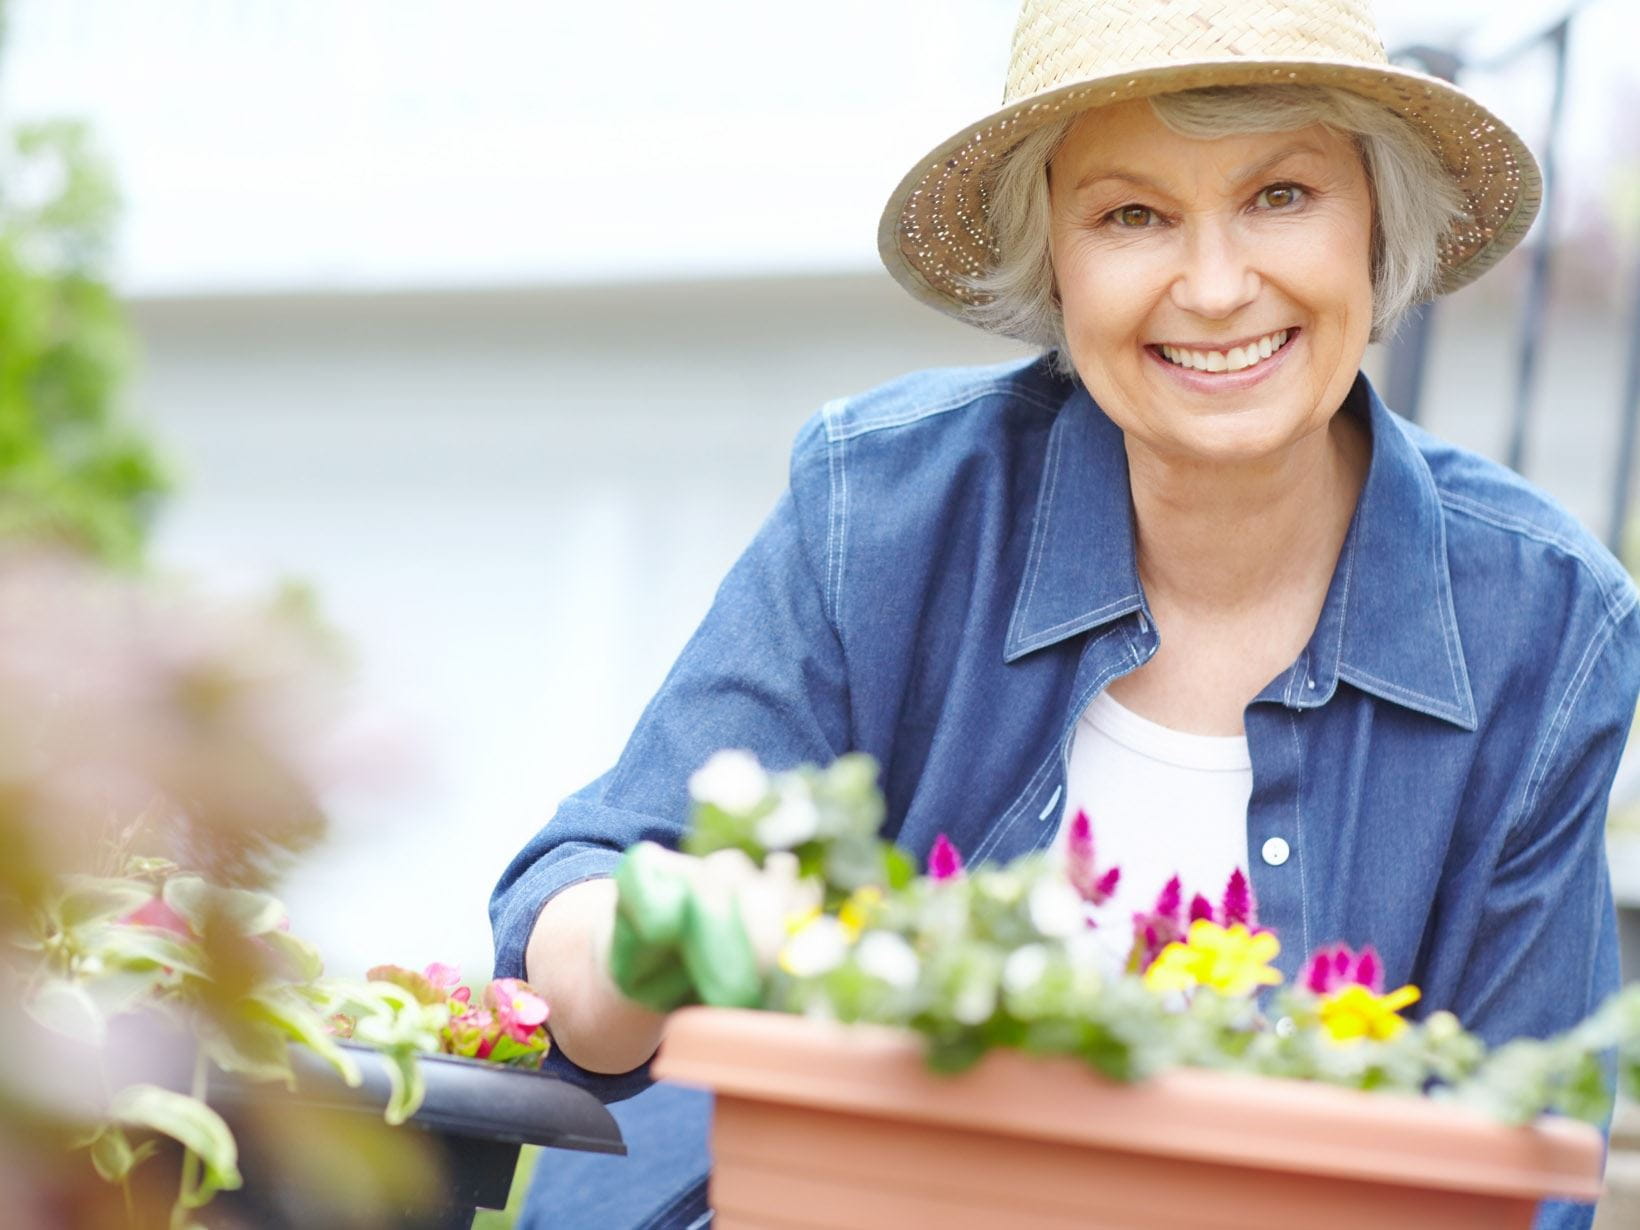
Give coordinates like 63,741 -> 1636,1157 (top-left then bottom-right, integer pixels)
488,413 -> 849,1099
1451,606 -> 1640,1230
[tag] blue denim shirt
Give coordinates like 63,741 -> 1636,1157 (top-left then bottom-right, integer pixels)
493,355 -> 1639,1227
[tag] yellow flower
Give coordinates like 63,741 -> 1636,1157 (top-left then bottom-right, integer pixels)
784,904 -> 821,936
1317,983 -> 1422,1043
837,886 -> 884,940
1143,920 -> 1283,997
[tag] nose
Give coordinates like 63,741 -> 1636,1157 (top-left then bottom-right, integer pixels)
1169,221 -> 1260,320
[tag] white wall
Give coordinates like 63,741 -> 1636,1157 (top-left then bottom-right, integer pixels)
130,275 -> 1030,975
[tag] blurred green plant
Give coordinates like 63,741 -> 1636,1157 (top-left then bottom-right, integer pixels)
0,119 -> 168,564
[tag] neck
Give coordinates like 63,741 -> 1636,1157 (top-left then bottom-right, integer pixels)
1126,412 -> 1369,618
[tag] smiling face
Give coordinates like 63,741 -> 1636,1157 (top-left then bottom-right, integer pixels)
1047,99 -> 1375,469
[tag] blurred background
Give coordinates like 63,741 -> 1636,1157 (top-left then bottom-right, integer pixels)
1,0 -> 1637,984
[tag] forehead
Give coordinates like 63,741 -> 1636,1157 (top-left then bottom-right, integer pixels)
1051,98 -> 1360,189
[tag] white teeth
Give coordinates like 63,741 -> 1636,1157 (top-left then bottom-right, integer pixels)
1159,330 -> 1291,375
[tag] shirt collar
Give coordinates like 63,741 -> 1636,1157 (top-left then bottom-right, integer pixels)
1003,374 -> 1477,731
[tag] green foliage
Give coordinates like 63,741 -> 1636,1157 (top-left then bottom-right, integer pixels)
0,119 -> 167,564
636,749 -> 1640,1126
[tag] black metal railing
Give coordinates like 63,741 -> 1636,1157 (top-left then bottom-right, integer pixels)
1386,0 -> 1640,552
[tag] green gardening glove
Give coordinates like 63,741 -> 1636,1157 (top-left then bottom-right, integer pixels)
608,842 -> 819,1013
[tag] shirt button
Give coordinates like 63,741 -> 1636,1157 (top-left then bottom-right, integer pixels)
1261,837 -> 1291,866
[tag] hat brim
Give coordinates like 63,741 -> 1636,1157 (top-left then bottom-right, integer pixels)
878,58 -> 1541,331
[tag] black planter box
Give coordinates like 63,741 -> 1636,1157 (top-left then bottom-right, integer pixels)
205,1043 -> 625,1229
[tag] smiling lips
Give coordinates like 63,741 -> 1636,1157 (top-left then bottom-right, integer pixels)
1156,329 -> 1294,375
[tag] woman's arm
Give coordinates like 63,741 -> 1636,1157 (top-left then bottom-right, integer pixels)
491,414 -> 850,1094
525,877 -> 665,1074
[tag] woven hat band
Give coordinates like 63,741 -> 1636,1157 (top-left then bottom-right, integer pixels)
1005,0 -> 1388,103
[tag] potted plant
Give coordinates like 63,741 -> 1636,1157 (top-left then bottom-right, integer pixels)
0,553 -> 622,1230
608,752 -> 1636,1227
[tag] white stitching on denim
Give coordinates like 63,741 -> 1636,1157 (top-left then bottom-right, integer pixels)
1326,516 -> 1357,691
1440,491 -> 1637,624
1011,595 -> 1145,658
1516,608 -> 1623,829
1339,665 -> 1467,720
828,384 -> 1062,442
1421,465 -> 1474,717
1010,410 -> 1065,650
834,432 -> 849,631
820,400 -> 845,624
1038,785 -> 1063,822
1286,711 -> 1312,960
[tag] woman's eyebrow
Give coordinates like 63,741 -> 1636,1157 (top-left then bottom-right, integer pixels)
1070,141 -> 1329,196
1229,141 -> 1329,183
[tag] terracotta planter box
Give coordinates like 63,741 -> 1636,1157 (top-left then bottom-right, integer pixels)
653,1007 -> 1603,1229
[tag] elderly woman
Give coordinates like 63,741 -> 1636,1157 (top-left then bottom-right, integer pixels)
493,3 -> 1639,1227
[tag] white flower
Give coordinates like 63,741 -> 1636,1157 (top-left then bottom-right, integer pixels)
855,931 -> 920,990
754,793 -> 820,850
1002,943 -> 1050,995
687,749 -> 769,814
1027,878 -> 1085,939
778,915 -> 851,978
951,973 -> 997,1026
733,852 -> 823,969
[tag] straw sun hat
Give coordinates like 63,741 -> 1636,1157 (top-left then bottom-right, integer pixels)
878,0 -> 1541,329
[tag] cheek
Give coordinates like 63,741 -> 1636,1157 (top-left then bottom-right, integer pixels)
1053,242 -> 1159,355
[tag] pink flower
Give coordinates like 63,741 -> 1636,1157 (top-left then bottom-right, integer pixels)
485,978 -> 550,1042
928,833 -> 964,882
120,897 -> 194,939
448,1007 -> 498,1059
1304,943 -> 1385,995
1065,811 -> 1121,905
424,962 -> 462,991
1188,893 -> 1214,924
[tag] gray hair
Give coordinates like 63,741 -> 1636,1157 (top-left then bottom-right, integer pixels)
962,85 -> 1469,376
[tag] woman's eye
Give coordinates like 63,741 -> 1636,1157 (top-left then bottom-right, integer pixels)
1108,205 -> 1157,228
1257,184 -> 1306,209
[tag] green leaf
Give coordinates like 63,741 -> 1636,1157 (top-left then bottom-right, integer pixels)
25,977 -> 105,1044
88,1125 -> 135,1182
109,1084 -> 241,1204
246,988 -> 360,1087
364,964 -> 443,1006
257,929 -> 324,983
163,877 -> 285,938
57,876 -> 153,928
93,924 -> 207,979
199,1016 -> 296,1086
375,1046 -> 427,1126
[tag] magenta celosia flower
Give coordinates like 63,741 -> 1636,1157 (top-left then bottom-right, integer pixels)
486,977 -> 550,1042
1065,810 -> 1121,905
1304,943 -> 1385,995
1127,876 -> 1187,972
928,833 -> 964,881
1220,868 -> 1255,928
1154,875 -> 1182,919
1188,893 -> 1214,924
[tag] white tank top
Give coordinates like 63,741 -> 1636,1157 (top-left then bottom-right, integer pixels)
1059,690 -> 1253,961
